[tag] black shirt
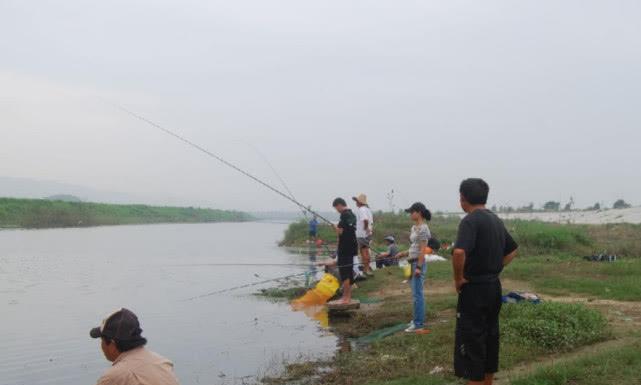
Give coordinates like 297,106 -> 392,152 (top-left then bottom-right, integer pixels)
454,209 -> 518,280
337,209 -> 358,255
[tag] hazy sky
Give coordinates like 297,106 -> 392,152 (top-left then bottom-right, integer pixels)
1,0 -> 639,212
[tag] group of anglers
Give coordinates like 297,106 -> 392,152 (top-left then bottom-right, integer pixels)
320,177 -> 518,385
88,178 -> 518,385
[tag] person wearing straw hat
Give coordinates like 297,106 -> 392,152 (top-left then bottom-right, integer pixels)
353,193 -> 374,276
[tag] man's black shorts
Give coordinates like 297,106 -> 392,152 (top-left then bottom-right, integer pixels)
337,253 -> 354,284
454,280 -> 502,382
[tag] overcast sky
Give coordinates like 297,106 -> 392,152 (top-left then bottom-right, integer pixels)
1,0 -> 639,212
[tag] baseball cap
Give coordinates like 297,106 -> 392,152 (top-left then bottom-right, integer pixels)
405,202 -> 427,213
90,308 -> 144,341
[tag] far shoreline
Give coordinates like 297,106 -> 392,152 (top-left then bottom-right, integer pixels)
0,196 -> 252,229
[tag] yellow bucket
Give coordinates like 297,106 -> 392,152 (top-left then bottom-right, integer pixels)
402,264 -> 412,279
292,273 -> 340,307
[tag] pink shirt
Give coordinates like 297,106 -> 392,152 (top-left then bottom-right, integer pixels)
96,347 -> 180,385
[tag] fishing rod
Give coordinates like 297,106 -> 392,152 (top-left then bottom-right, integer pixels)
168,262 -> 323,268
182,271 -> 310,301
112,103 -> 334,225
181,258 -> 382,301
245,142 -> 309,220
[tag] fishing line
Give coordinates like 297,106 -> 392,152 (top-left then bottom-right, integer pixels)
245,142 -> 309,219
179,255 -> 400,301
112,103 -> 334,225
168,262 -> 321,268
182,271 -> 310,301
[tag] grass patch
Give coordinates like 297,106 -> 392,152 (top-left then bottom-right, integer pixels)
0,197 -> 250,228
502,302 -> 609,352
311,300 -> 609,385
511,341 -> 641,385
504,255 -> 641,301
281,213 -> 641,258
507,220 -> 592,255
367,377 -> 452,385
257,286 -> 309,300
268,264 -> 612,385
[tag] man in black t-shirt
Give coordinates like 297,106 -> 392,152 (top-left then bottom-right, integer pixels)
332,197 -> 358,304
452,179 -> 518,385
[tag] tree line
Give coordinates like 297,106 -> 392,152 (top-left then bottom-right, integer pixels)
492,198 -> 633,213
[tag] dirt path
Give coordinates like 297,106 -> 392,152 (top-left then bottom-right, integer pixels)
494,279 -> 641,384
494,337 -> 636,385
360,276 -> 641,384
416,277 -> 641,384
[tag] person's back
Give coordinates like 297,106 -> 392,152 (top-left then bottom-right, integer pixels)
338,209 -> 357,248
97,347 -> 180,385
90,308 -> 181,385
452,179 -> 518,385
457,209 -> 513,281
309,217 -> 318,232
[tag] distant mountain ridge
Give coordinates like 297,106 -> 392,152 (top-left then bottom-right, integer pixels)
0,176 -> 142,204
44,194 -> 82,202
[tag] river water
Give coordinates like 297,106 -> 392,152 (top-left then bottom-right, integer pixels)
0,222 -> 337,385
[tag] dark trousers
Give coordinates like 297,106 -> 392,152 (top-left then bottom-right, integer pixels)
454,280 -> 502,382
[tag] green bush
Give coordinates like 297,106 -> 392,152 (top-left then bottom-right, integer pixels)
502,302 -> 609,352
508,220 -> 593,254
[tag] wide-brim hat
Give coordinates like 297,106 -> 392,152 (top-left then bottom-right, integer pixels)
352,193 -> 368,205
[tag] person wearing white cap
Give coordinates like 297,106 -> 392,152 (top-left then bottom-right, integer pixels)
352,193 -> 374,276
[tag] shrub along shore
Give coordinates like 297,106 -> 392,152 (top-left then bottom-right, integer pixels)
0,197 -> 251,229
267,213 -> 641,385
281,212 -> 641,258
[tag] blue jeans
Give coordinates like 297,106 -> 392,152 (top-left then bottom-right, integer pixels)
410,261 -> 427,328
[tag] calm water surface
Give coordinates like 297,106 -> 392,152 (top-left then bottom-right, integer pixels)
0,222 -> 336,385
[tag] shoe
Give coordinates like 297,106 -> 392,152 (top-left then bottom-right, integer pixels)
405,324 -> 417,333
405,325 -> 429,334
407,321 -> 415,328
366,271 -> 375,277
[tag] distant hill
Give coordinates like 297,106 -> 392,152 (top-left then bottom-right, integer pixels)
0,176 -> 140,204
0,197 -> 252,229
44,194 -> 82,203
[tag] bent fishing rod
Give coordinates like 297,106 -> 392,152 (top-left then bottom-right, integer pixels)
112,103 -> 333,225
181,258 -> 379,301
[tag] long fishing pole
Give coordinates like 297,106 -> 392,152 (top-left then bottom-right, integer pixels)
182,271 -> 310,301
113,103 -> 334,225
181,258 -> 379,301
246,143 -> 309,219
168,262 -> 321,268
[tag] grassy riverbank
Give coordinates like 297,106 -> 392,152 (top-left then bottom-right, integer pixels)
281,212 -> 641,258
268,214 -> 641,385
0,197 -> 251,228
